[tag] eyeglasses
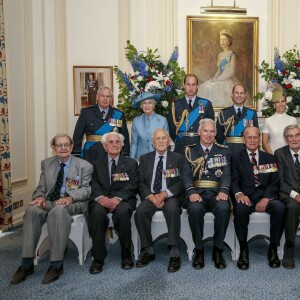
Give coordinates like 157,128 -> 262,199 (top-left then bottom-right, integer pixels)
55,143 -> 71,149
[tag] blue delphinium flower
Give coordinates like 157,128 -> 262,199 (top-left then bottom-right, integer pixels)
274,48 -> 283,72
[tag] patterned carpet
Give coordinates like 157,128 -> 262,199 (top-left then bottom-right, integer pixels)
0,226 -> 299,300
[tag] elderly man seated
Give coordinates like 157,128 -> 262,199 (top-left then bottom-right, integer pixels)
11,134 -> 93,284
87,132 -> 138,274
135,128 -> 187,273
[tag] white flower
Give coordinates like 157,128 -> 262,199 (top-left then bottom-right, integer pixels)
264,90 -> 272,100
130,79 -> 140,92
286,96 -> 293,103
277,70 -> 282,76
153,72 -> 164,81
282,78 -> 292,84
135,71 -> 140,76
292,79 -> 300,89
167,71 -> 174,76
289,72 -> 297,79
145,81 -> 162,92
161,100 -> 169,108
136,76 -> 143,82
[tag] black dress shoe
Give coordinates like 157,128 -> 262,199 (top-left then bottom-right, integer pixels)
136,253 -> 155,268
192,249 -> 204,270
168,257 -> 181,273
42,265 -> 63,284
268,246 -> 281,268
11,264 -> 34,284
237,250 -> 249,270
89,260 -> 104,274
212,247 -> 226,269
282,247 -> 295,269
121,250 -> 134,270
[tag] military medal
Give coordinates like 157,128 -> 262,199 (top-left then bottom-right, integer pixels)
215,170 -> 223,177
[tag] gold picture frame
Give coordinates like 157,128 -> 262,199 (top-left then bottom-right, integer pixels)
187,16 -> 259,110
73,66 -> 113,115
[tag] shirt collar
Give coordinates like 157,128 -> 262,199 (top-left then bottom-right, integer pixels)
185,95 -> 197,102
155,151 -> 167,160
233,104 -> 244,112
246,149 -> 259,156
200,144 -> 213,153
108,155 -> 119,165
58,156 -> 71,167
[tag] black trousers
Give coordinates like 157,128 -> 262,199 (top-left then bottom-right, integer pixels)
283,197 -> 300,247
134,197 -> 181,249
234,199 -> 286,246
87,200 -> 135,261
185,196 -> 230,250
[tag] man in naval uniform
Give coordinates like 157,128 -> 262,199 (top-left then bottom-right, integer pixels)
168,74 -> 214,154
72,86 -> 130,163
216,84 -> 258,156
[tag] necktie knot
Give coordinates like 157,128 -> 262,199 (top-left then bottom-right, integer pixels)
250,152 -> 256,157
205,148 -> 210,155
60,162 -> 65,168
159,156 -> 164,161
188,99 -> 192,110
294,154 -> 299,159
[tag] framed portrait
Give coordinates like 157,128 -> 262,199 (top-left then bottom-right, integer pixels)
73,66 -> 113,115
187,16 -> 259,110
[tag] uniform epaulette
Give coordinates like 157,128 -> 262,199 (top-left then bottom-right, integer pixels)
187,143 -> 197,148
214,142 -> 228,148
222,106 -> 232,111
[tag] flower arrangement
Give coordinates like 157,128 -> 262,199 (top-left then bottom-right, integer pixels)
113,41 -> 186,121
255,47 -> 300,117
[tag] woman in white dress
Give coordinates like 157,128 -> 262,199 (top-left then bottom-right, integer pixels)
199,29 -> 241,107
262,94 -> 297,154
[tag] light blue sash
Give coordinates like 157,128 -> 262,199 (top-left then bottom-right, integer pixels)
228,109 -> 254,137
176,98 -> 208,141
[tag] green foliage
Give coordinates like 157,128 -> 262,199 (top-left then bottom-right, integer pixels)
114,41 -> 186,121
255,47 -> 300,117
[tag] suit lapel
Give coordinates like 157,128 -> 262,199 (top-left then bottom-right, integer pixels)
284,146 -> 298,179
48,158 -> 59,189
240,149 -> 255,184
147,152 -> 156,187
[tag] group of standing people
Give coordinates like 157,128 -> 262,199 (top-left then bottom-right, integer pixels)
11,73 -> 300,285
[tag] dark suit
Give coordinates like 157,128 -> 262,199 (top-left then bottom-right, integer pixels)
231,149 -> 286,245
168,97 -> 214,154
72,105 -> 130,163
135,151 -> 187,249
216,106 -> 258,156
182,143 -> 231,250
87,155 -> 138,261
275,146 -> 300,247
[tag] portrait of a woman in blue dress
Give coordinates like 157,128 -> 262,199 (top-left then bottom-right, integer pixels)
130,92 -> 169,160
199,29 -> 246,107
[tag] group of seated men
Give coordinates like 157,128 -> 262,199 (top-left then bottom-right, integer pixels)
10,119 -> 300,285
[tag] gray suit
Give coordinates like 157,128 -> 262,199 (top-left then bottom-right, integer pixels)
275,146 -> 300,246
22,155 -> 93,261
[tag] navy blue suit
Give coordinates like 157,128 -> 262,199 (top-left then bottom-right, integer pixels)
168,97 -> 214,154
231,149 -> 286,245
72,105 -> 130,163
216,106 -> 258,156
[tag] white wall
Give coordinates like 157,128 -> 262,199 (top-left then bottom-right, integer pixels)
65,0 -> 119,133
4,0 -> 300,225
